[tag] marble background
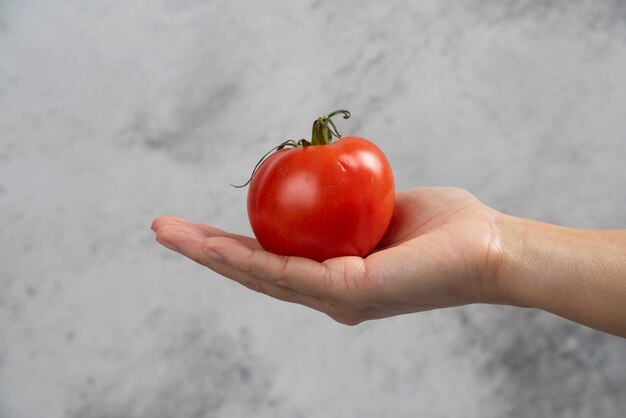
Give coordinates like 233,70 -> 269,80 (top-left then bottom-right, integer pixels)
1,0 -> 626,417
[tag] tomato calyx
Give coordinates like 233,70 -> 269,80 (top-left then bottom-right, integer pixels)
232,109 -> 352,188
311,109 -> 351,145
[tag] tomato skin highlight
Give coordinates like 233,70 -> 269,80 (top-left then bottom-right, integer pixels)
247,136 -> 395,261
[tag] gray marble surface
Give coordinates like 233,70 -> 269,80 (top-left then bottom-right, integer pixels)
1,0 -> 626,417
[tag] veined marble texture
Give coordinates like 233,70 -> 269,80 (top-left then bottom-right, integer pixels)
1,0 -> 626,417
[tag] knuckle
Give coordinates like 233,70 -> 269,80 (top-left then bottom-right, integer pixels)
327,307 -> 366,326
333,314 -> 363,326
276,255 -> 290,280
241,279 -> 265,294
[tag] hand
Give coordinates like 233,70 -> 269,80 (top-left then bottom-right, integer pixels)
151,187 -> 505,325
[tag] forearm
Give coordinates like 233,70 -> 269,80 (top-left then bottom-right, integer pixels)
494,215 -> 626,337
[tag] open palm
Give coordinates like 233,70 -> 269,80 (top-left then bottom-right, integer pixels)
152,187 -> 503,324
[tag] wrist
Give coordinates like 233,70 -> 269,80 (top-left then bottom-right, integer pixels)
483,210 -> 626,336
484,213 -> 538,308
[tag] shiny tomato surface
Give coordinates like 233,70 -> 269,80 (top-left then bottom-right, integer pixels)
247,136 -> 395,261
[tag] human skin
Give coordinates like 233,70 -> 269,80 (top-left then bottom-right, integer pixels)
494,215 -> 626,337
152,187 -> 626,338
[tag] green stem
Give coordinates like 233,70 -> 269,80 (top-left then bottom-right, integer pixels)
311,109 -> 351,146
231,110 -> 352,188
231,139 -> 307,188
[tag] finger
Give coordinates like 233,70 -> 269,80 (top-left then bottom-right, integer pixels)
152,216 -> 262,250
155,224 -> 331,311
192,223 -> 263,250
203,236 -> 361,300
151,215 -> 192,232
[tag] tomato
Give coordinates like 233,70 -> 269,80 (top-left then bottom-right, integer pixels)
245,111 -> 395,261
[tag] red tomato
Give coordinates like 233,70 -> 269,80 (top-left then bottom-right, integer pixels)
247,135 -> 395,261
